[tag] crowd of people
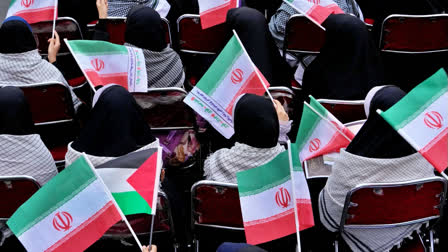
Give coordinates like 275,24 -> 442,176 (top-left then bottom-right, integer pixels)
0,0 -> 447,251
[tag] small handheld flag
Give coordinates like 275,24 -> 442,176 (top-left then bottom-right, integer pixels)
198,0 -> 239,29
378,68 -> 448,173
7,156 -> 124,252
184,31 -> 271,139
6,0 -> 58,24
65,39 -> 148,93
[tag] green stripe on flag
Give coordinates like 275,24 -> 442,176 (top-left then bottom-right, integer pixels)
68,40 -> 128,56
237,151 -> 290,196
381,69 -> 448,130
113,191 -> 152,215
309,96 -> 329,117
196,36 -> 243,95
7,156 -> 97,237
295,104 -> 321,151
9,0 -> 17,8
290,143 -> 304,172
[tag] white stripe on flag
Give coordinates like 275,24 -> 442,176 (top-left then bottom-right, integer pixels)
97,168 -> 135,193
210,53 -> 253,109
399,92 -> 448,149
240,180 -> 294,223
75,54 -> 128,75
18,179 -> 112,252
299,119 -> 335,161
7,0 -> 54,15
199,0 -> 231,13
293,171 -> 311,199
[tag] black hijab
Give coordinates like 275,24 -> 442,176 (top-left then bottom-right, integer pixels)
346,86 -> 416,158
302,14 -> 384,100
226,7 -> 292,87
233,94 -> 279,148
72,85 -> 155,157
0,86 -> 34,135
125,6 -> 166,52
0,16 -> 36,54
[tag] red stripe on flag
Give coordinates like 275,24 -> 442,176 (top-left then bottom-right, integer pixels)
200,0 -> 237,29
420,128 -> 448,173
304,129 -> 351,162
14,7 -> 56,24
225,68 -> 270,115
46,201 -> 121,252
244,200 -> 314,245
307,4 -> 339,24
127,151 -> 159,213
85,70 -> 129,90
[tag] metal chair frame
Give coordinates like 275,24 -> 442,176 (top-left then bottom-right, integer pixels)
177,14 -> 221,55
0,175 -> 40,221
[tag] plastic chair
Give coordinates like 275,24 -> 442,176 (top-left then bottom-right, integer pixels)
17,82 -> 77,167
177,14 -> 228,55
316,99 -> 365,123
338,177 -> 447,252
379,14 -> 448,54
0,176 -> 40,220
283,14 -> 326,57
133,88 -> 199,169
191,180 -> 245,252
104,191 -> 177,251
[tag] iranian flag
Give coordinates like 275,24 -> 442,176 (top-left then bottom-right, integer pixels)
153,0 -> 171,18
65,40 -> 147,93
7,156 -> 122,252
97,147 -> 163,215
284,0 -> 344,25
6,0 -> 57,24
236,150 -> 314,245
379,68 -> 448,172
184,33 -> 270,139
199,0 -> 239,29
295,99 -> 353,163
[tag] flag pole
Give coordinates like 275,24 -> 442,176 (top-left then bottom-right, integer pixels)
282,0 -> 326,31
232,29 -> 275,103
148,214 -> 155,246
287,140 -> 302,252
148,147 -> 163,246
51,0 -> 58,39
305,102 -> 352,142
82,153 -> 144,251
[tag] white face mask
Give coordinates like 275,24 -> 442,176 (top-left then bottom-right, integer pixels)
364,85 -> 390,118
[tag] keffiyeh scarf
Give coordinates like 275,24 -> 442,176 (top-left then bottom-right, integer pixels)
108,0 -> 171,17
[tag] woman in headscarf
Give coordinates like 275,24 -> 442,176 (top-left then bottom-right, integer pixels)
94,0 -> 185,89
0,16 -> 81,109
302,14 -> 384,100
203,94 -> 290,183
226,7 -> 293,87
65,85 -> 158,167
268,0 -> 364,84
319,85 -> 436,252
0,87 -> 58,186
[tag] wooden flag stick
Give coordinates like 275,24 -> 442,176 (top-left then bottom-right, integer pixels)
232,29 -> 275,103
82,153 -> 144,251
287,140 -> 302,252
282,0 -> 326,31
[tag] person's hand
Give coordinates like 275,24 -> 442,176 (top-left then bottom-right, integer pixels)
160,169 -> 166,183
142,245 -> 157,252
47,31 -> 60,63
273,99 -> 289,122
96,0 -> 108,19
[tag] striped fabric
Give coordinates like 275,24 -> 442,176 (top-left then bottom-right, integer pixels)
237,150 -> 313,245
108,0 -> 171,18
184,35 -> 270,139
66,40 -> 148,93
6,0 -> 57,24
0,134 -> 57,186
198,0 -> 239,29
379,69 -> 448,172
7,156 -> 122,252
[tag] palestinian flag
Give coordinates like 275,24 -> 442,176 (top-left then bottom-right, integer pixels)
184,34 -> 270,139
97,148 -> 162,215
295,100 -> 352,163
379,69 -> 448,172
284,0 -> 344,25
236,150 -> 314,245
7,156 -> 122,252
65,40 -> 147,93
198,0 -> 239,29
6,0 -> 57,24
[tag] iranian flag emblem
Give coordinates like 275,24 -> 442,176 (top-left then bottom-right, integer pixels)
6,0 -> 57,24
